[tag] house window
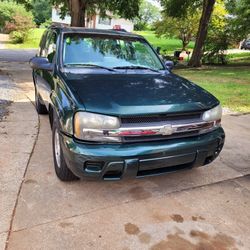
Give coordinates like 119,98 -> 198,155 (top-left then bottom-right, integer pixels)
98,17 -> 112,25
55,9 -> 60,16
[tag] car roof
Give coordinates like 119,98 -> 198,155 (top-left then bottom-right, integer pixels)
49,26 -> 144,39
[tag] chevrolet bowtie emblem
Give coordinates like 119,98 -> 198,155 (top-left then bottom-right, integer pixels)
159,125 -> 175,135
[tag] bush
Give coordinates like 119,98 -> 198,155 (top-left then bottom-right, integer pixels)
0,1 -> 33,31
10,31 -> 24,43
40,19 -> 52,28
6,14 -> 35,44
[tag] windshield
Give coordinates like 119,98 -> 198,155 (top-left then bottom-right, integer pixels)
62,34 -> 164,70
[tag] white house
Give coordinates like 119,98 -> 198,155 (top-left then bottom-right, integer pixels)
52,8 -> 134,32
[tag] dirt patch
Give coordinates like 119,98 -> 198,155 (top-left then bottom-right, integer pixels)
190,230 -> 209,240
192,216 -> 205,221
124,223 -> 140,235
151,231 -> 237,250
24,179 -> 38,185
59,222 -> 74,228
191,231 -> 237,250
138,232 -> 151,244
151,233 -> 195,250
128,186 -> 152,200
171,214 -> 184,223
152,212 -> 169,222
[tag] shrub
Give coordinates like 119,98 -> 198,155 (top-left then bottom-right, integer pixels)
10,31 -> 24,43
0,1 -> 15,31
6,14 -> 35,44
0,1 -> 33,31
40,19 -> 52,28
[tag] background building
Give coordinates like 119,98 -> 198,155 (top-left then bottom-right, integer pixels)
52,8 -> 134,31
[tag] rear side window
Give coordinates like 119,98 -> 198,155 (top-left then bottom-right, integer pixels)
41,31 -> 57,63
39,31 -> 48,56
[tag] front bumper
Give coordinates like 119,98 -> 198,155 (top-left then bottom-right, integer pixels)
61,127 -> 225,180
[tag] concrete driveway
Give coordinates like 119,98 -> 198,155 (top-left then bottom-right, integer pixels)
0,49 -> 250,250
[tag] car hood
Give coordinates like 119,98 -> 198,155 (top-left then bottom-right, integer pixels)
61,71 -> 219,116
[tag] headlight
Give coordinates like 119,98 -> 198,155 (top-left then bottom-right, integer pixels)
202,104 -> 222,122
74,112 -> 121,142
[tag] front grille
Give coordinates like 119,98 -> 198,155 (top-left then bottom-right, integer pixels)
121,112 -> 202,125
123,130 -> 200,143
120,112 -> 204,143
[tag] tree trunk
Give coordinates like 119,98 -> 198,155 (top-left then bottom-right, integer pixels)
70,0 -> 80,26
180,33 -> 190,51
70,0 -> 86,27
181,36 -> 189,51
188,0 -> 216,67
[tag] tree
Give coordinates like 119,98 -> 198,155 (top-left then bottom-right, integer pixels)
51,0 -> 141,27
226,0 -> 250,41
0,0 -> 34,31
203,0 -> 232,64
188,0 -> 216,67
134,0 -> 160,30
31,0 -> 52,25
15,0 -> 141,27
155,10 -> 200,51
160,0 -> 216,67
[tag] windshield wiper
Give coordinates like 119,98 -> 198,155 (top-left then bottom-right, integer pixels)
64,63 -> 116,72
113,65 -> 160,73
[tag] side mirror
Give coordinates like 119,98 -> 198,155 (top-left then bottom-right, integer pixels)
30,57 -> 54,71
165,60 -> 174,71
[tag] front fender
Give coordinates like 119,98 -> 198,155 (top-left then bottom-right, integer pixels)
50,87 -> 74,135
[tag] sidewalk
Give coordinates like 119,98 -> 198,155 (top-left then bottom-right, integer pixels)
0,61 -> 38,250
0,34 -> 9,49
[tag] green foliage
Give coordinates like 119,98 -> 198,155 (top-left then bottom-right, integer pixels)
6,13 -> 35,43
226,0 -> 250,40
49,0 -> 141,22
134,0 -> 161,31
0,0 -> 32,30
203,1 -> 233,64
160,0 -> 202,18
40,19 -> 52,28
105,0 -> 141,20
154,9 -> 200,51
31,0 -> 52,25
10,31 -> 24,43
7,28 -> 45,48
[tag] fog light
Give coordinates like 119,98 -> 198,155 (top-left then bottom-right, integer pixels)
84,161 -> 104,173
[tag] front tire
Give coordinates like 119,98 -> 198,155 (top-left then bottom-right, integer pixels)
52,117 -> 79,182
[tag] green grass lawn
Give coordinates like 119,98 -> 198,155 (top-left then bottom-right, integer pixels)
227,52 -> 250,65
7,28 -> 45,49
175,66 -> 250,112
135,31 -> 195,54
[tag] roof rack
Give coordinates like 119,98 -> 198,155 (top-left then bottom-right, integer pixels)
49,23 -> 69,28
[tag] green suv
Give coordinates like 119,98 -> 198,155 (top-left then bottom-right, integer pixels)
30,26 -> 225,181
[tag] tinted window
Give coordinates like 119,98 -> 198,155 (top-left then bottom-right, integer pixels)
41,31 -> 57,63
